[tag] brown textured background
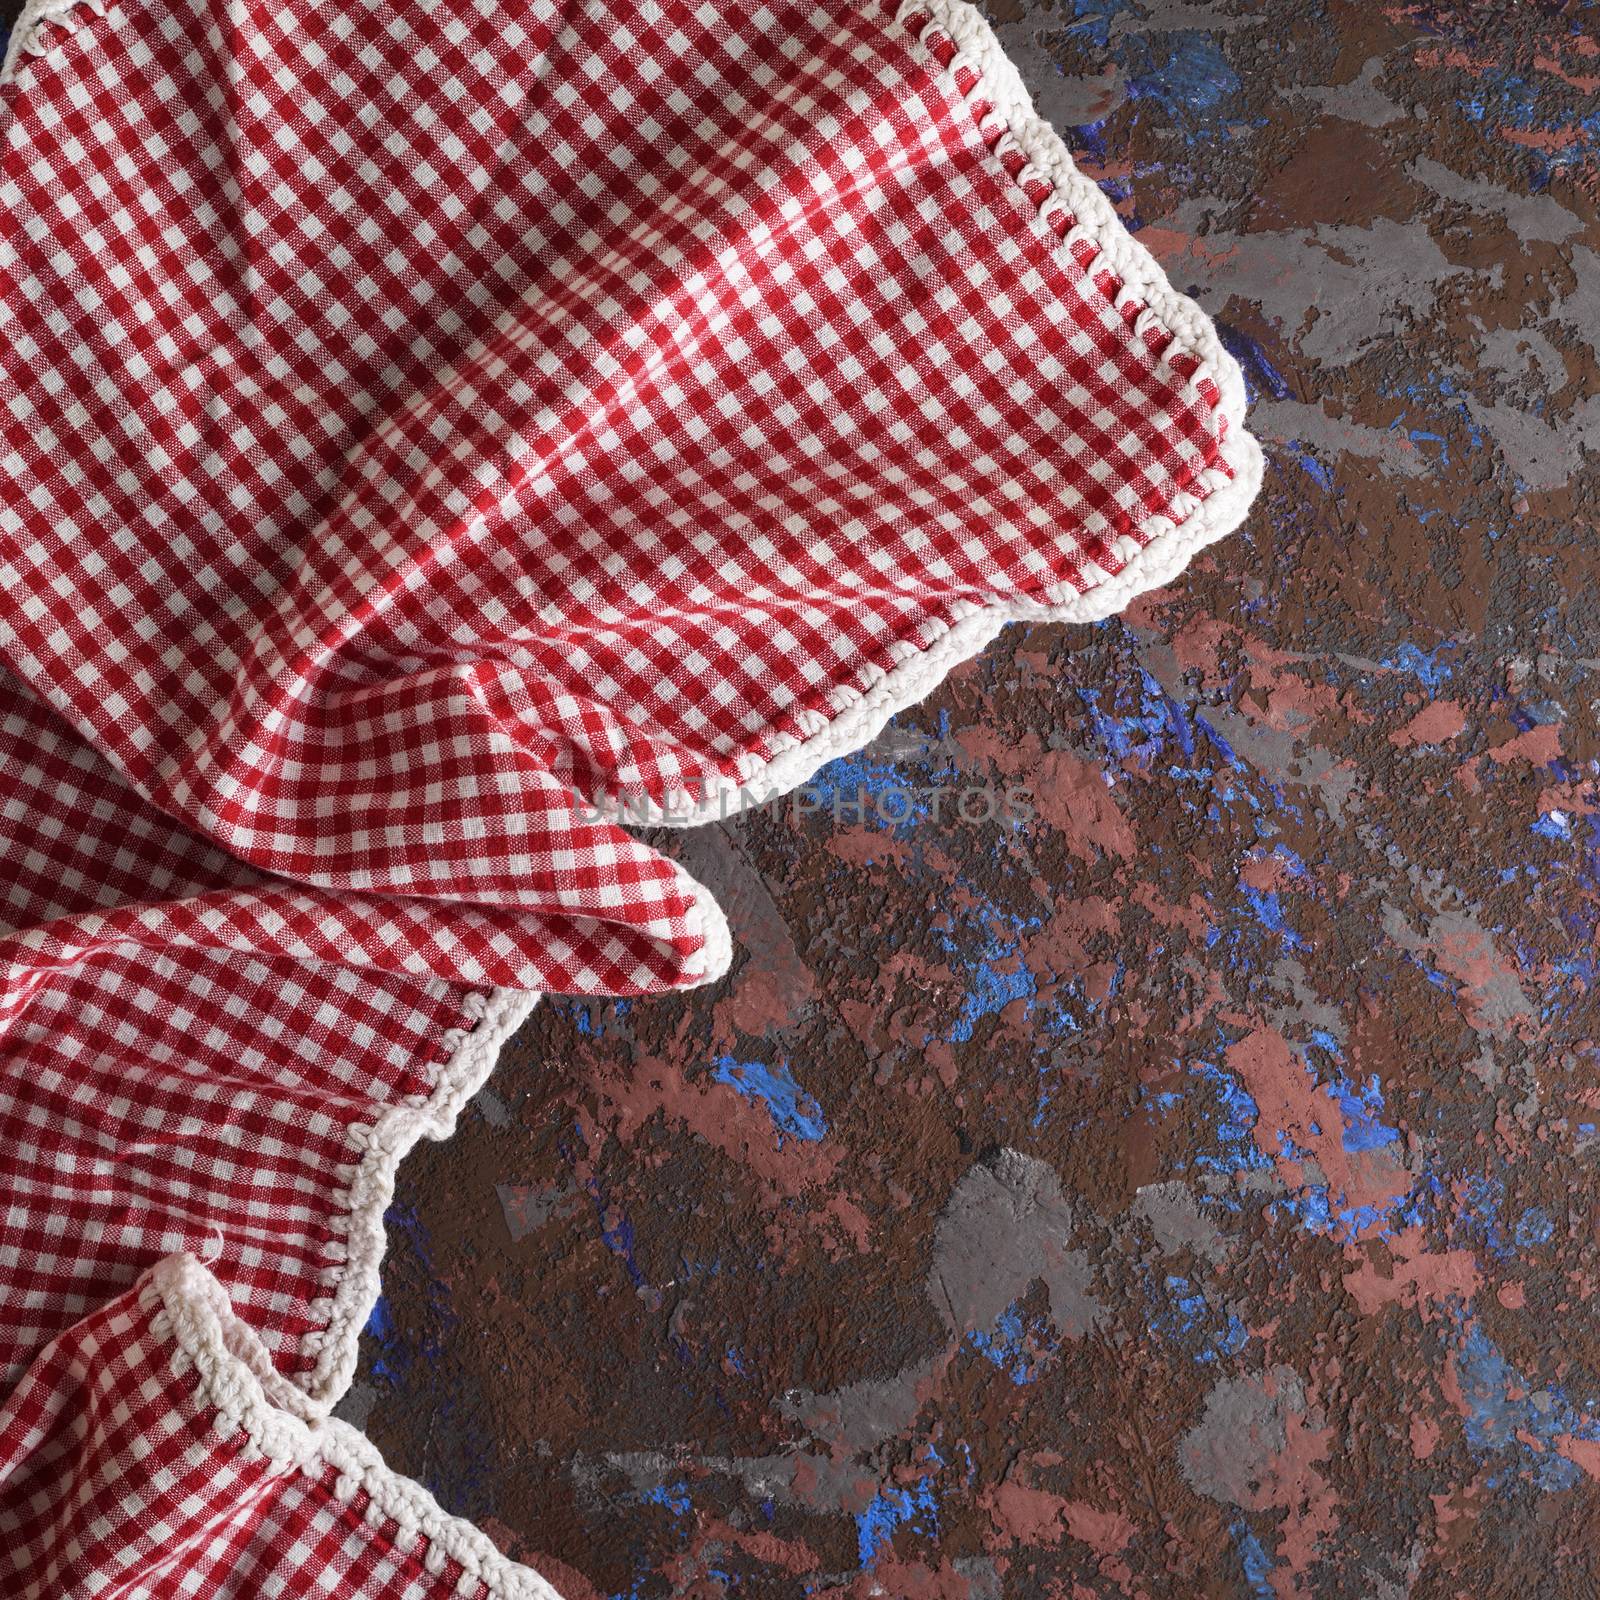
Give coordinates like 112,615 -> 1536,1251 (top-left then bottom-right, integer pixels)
98,0 -> 1600,1594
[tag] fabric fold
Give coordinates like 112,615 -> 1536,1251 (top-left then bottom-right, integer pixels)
0,1253 -> 563,1599
0,670 -> 541,1403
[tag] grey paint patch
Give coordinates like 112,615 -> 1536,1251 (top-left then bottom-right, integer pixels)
332,1378 -> 379,1431
1409,155 -> 1583,244
784,1368 -> 932,1457
1461,393 -> 1600,495
1381,899 -> 1535,1039
1133,1180 -> 1228,1264
1138,641 -> 1363,826
497,1180 -> 581,1243
953,1555 -> 1005,1600
1282,56 -> 1406,128
929,1147 -> 1101,1338
470,1085 -> 512,1129
1179,1367 -> 1304,1507
779,1150 -> 1101,1461
1161,208 -> 1472,369
1475,325 -> 1568,391
676,826 -> 816,1030
1551,246 -> 1600,362
1261,956 -> 1351,1050
1251,398 -> 1429,478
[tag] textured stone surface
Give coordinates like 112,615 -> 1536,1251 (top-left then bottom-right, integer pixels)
15,0 -> 1600,1594
354,6 -> 1600,1596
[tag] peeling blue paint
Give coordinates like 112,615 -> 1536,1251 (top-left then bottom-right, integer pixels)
1066,0 -> 1135,53
939,907 -> 1042,1043
1514,1207 -> 1555,1248
363,1293 -> 397,1372
1453,1174 -> 1509,1259
796,749 -> 927,832
1453,1309 -> 1600,1492
1459,69 -> 1600,181
1155,1274 -> 1249,1364
709,1057 -> 827,1144
969,1300 -> 1058,1385
1217,324 -> 1292,404
1232,1521 -> 1277,1598
638,1481 -> 692,1517
1126,31 -> 1241,128
1239,885 -> 1307,950
1326,1070 -> 1402,1155
1275,1183 -> 1413,1244
1079,666 -> 1203,772
1383,642 -> 1455,694
857,1477 -> 939,1567
1187,1057 -> 1275,1195
1293,444 -> 1335,489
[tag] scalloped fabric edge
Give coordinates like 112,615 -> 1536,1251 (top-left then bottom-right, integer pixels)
290,886 -> 727,1408
293,987 -> 542,1407
601,0 -> 1265,828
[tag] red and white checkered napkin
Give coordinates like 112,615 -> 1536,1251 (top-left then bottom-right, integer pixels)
0,0 -> 1260,1591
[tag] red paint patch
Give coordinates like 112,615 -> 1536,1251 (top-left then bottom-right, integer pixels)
984,1481 -> 1071,1547
1168,616 -> 1237,677
1226,1028 -> 1412,1230
1239,850 -> 1296,893
1391,700 -> 1466,748
1061,1500 -> 1137,1558
1343,1228 -> 1480,1317
1488,724 -> 1561,764
1410,1414 -> 1441,1460
1132,225 -> 1242,272
1033,752 -> 1137,861
1555,1434 -> 1600,1482
1241,664 -> 1342,733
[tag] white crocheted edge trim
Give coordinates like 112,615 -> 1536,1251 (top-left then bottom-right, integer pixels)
681,866 -> 735,981
0,0 -> 1258,855
295,986 -> 541,1408
144,1254 -> 565,1600
292,873 -> 727,1405
2,0 -> 1259,840
596,0 -> 1264,829
0,0 -> 110,82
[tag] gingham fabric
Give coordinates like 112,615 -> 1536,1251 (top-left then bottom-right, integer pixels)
0,0 -> 1260,1592
0,663 -> 498,1399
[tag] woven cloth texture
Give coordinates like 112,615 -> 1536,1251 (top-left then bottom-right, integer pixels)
0,0 -> 1259,1593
